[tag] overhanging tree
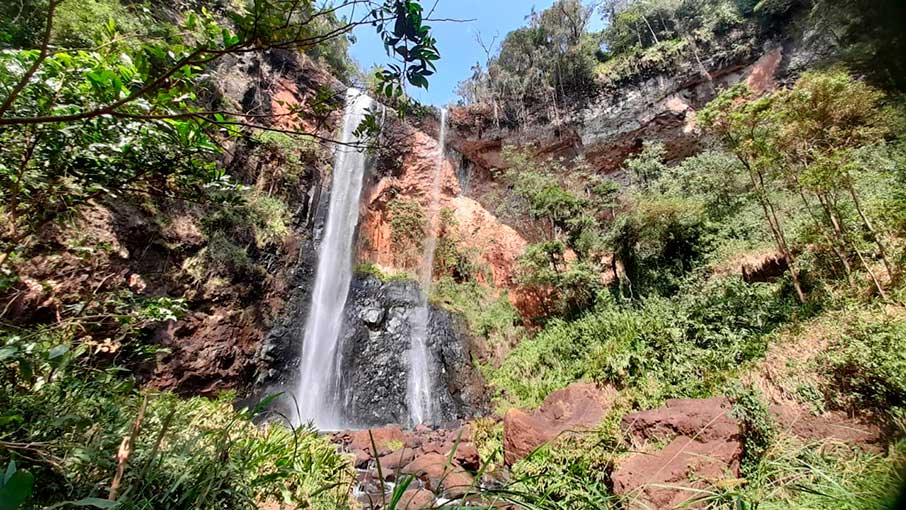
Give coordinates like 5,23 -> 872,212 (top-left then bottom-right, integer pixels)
0,0 -> 442,267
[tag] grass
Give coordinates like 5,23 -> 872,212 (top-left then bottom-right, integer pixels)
693,436 -> 906,510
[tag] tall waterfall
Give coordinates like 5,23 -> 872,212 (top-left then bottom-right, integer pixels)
295,89 -> 372,429
407,108 -> 448,426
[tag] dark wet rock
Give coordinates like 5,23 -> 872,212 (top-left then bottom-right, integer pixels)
259,272 -> 486,427
335,275 -> 487,427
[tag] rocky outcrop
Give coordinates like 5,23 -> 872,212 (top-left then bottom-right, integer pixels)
358,121 -> 527,299
612,397 -> 884,509
261,274 -> 487,427
503,383 -> 618,465
445,26 -> 834,214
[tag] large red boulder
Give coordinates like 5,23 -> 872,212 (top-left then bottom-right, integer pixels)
613,398 -> 743,509
612,437 -> 742,509
503,383 -> 617,465
622,398 -> 741,444
402,453 -> 475,497
397,488 -> 435,510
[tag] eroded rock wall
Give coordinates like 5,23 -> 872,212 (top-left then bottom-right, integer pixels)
445,25 -> 834,196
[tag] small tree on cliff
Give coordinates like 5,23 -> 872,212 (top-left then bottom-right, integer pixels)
773,70 -> 895,287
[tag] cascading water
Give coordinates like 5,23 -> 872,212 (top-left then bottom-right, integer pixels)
295,89 -> 373,429
407,108 -> 448,426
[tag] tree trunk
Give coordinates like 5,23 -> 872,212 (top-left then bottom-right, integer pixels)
845,174 -> 894,281
799,189 -> 853,286
740,157 -> 806,303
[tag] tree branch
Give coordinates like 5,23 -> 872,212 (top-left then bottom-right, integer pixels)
0,0 -> 62,118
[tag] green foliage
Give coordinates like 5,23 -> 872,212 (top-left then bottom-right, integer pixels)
456,0 -> 598,126
430,278 -> 523,361
0,331 -> 352,509
0,461 -> 34,510
432,208 -> 477,281
387,197 -> 426,267
182,190 -> 289,287
609,197 -> 713,297
371,0 -> 440,97
803,0 -> 906,90
820,317 -> 906,412
623,141 -> 668,189
711,437 -> 906,509
51,0 -> 145,49
728,383 -> 776,476
492,275 -> 792,409
0,0 -> 443,272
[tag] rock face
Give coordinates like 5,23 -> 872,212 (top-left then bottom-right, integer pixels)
503,383 -> 617,465
338,275 -> 487,426
262,274 -> 486,427
358,122 -> 528,303
444,29 -> 834,246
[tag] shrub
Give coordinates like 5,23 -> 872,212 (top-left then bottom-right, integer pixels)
728,383 -> 776,476
387,197 -> 426,267
608,197 -> 714,297
491,274 -> 791,409
821,317 -> 906,412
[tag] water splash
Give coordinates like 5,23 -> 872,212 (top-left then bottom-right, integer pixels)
295,89 -> 373,429
407,108 -> 448,426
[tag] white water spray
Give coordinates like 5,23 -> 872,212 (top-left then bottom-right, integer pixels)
407,108 -> 448,426
295,89 -> 372,429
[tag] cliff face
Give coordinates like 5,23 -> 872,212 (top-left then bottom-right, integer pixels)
445,27 -> 830,201
358,122 -> 528,297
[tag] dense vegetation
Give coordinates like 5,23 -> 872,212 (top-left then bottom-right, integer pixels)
0,0 -> 441,507
2,0 -> 905,508
438,2 -> 906,508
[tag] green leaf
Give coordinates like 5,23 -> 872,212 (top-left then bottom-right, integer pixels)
3,461 -> 14,485
0,347 -> 18,362
0,467 -> 33,510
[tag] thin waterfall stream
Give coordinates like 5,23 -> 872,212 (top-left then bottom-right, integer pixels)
407,108 -> 448,426
295,89 -> 373,429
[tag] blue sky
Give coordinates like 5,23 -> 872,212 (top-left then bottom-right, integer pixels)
344,1 -> 602,107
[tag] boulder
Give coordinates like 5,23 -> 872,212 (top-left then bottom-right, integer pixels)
612,437 -> 742,509
447,442 -> 480,471
377,448 -> 417,472
347,425 -> 406,457
397,488 -> 436,510
402,453 -> 474,496
503,383 -> 617,465
613,398 -> 744,509
770,405 -> 883,449
622,398 -> 741,445
441,468 -> 476,499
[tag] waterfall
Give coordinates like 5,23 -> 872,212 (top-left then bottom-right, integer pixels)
407,108 -> 448,426
295,89 -> 373,430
